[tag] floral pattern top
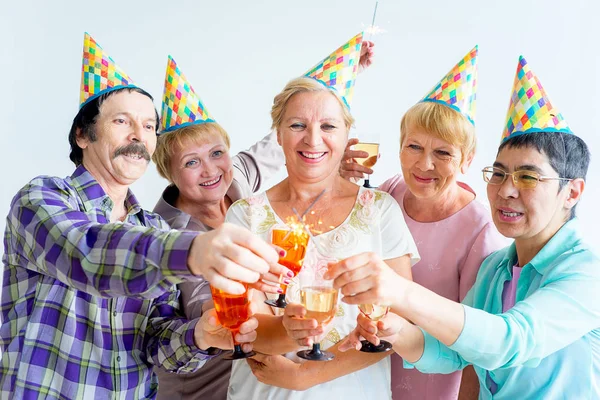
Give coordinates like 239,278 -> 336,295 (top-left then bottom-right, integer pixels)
225,186 -> 420,400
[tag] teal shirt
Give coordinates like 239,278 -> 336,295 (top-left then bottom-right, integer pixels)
409,219 -> 600,399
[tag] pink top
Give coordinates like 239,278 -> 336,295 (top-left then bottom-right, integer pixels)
379,175 -> 507,400
503,264 -> 522,312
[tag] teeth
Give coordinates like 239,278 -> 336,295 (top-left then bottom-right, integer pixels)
125,153 -> 143,160
301,152 -> 326,159
200,177 -> 221,186
502,211 -> 521,217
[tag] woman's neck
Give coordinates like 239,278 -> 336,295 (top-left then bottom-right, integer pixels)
175,194 -> 231,229
403,182 -> 474,223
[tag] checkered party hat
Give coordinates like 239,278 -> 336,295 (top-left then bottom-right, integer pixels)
160,56 -> 215,134
80,33 -> 137,108
501,56 -> 572,141
421,46 -> 478,125
304,32 -> 363,108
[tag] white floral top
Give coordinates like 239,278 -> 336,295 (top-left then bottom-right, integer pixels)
225,187 -> 419,400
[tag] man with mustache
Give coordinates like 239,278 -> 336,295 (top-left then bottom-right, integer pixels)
0,34 -> 288,399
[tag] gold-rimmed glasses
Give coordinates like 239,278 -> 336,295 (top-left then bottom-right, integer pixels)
482,167 -> 572,189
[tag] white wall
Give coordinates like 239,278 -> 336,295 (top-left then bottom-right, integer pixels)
1,0 -> 598,262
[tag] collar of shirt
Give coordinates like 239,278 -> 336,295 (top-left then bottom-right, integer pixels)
495,218 -> 581,276
70,164 -> 145,222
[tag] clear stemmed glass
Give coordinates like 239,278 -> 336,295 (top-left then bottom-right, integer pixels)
296,266 -> 339,361
354,133 -> 380,188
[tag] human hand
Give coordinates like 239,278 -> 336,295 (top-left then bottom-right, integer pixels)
188,223 -> 292,294
339,138 -> 373,183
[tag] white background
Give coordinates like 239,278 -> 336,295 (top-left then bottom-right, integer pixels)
1,0 -> 598,265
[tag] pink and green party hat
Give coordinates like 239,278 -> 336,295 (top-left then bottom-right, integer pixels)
304,32 -> 364,108
79,33 -> 137,108
421,46 -> 478,125
501,56 -> 572,142
160,56 -> 215,134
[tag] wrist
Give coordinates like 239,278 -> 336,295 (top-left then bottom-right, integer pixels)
392,277 -> 412,316
193,320 -> 211,350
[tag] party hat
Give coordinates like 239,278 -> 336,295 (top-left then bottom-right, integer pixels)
160,56 -> 215,134
80,33 -> 137,108
421,46 -> 478,125
304,32 -> 363,108
501,56 -> 572,141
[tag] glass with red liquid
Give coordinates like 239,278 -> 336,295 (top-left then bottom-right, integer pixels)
209,283 -> 255,360
265,226 -> 310,308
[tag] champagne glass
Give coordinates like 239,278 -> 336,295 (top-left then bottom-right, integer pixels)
209,283 -> 256,360
354,133 -> 380,188
358,304 -> 393,352
265,225 -> 310,308
296,267 -> 339,361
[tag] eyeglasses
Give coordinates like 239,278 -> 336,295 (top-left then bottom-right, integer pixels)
482,167 -> 572,189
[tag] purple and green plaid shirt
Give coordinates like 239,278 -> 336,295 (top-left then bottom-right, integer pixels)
1,165 -> 217,399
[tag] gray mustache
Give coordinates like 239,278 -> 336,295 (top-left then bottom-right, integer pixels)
114,142 -> 151,161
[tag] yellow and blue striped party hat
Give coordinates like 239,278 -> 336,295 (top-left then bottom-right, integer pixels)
501,56 -> 572,142
160,56 -> 215,134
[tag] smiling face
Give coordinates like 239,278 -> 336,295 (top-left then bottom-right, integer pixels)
277,90 -> 349,184
486,145 -> 571,243
169,130 -> 234,205
400,126 -> 467,201
77,91 -> 157,187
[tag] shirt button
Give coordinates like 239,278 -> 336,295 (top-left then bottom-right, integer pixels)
117,356 -> 121,362
113,311 -> 117,317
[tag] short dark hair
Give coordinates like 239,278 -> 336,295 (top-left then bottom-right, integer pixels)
498,131 -> 590,219
68,87 -> 159,166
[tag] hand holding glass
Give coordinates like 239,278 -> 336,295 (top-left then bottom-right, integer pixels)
357,303 -> 393,352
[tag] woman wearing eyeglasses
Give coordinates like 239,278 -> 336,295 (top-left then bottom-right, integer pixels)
328,58 -> 600,399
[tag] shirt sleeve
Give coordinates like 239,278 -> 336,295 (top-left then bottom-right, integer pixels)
458,222 -> 506,301
379,192 -> 420,264
145,286 -> 220,373
232,131 -> 284,193
4,179 -> 198,299
406,328 -> 471,374
450,251 -> 600,371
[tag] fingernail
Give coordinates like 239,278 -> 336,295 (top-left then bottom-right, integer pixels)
277,288 -> 284,294
279,250 -> 286,257
287,271 -> 294,278
283,278 -> 292,285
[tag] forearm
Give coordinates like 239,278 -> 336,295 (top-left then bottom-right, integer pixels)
300,341 -> 388,387
9,205 -> 196,298
147,317 -> 216,373
394,280 -> 465,347
253,313 -> 301,354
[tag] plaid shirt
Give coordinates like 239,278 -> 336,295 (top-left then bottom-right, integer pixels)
1,165 -> 217,399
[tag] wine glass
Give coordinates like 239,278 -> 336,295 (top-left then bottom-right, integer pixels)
296,267 -> 339,361
209,283 -> 256,360
265,225 -> 310,308
354,133 -> 380,188
357,303 -> 393,352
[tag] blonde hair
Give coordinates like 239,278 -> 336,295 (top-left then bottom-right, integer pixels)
153,122 -> 231,182
270,76 -> 354,131
400,101 -> 476,162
